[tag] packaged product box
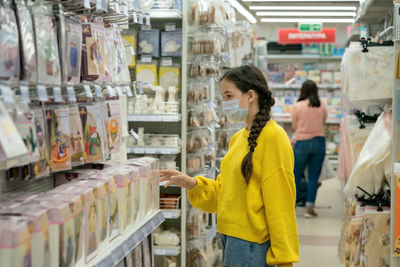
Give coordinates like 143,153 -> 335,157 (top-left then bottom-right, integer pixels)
0,206 -> 49,267
0,216 -> 33,267
138,29 -> 160,58
159,65 -> 180,89
334,71 -> 341,85
136,62 -> 158,87
295,70 -> 307,85
119,165 -> 140,227
52,182 -> 98,263
161,29 -> 182,57
32,199 -> 75,267
73,179 -> 109,247
321,70 -> 333,85
40,193 -> 85,266
69,105 -> 85,166
308,70 -> 321,84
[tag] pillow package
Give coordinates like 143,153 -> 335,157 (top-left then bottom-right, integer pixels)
0,5 -> 20,84
15,0 -> 36,83
112,27 -> 131,83
32,3 -> 61,85
138,29 -> 160,58
161,29 -> 182,57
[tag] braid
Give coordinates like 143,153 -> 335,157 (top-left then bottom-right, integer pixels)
241,89 -> 274,183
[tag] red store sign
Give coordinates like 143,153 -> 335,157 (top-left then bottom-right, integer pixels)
278,28 -> 336,44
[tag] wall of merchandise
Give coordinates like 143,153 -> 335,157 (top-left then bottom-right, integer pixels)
0,0 -> 255,266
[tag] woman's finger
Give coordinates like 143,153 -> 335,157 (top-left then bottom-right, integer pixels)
160,169 -> 180,175
160,177 -> 170,182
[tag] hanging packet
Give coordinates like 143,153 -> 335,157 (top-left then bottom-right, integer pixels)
69,105 -> 85,166
15,0 -> 36,83
0,5 -> 20,84
32,3 -> 61,85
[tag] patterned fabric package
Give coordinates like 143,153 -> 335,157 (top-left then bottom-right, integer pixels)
69,105 -> 85,166
29,106 -> 50,178
61,18 -> 82,84
105,100 -> 122,154
15,1 -> 36,83
5,101 -> 39,167
80,15 -> 108,82
46,105 -> 72,171
32,3 -> 61,85
112,27 -> 131,83
0,5 -> 20,84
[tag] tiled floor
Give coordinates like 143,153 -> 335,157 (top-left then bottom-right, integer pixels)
294,178 -> 345,267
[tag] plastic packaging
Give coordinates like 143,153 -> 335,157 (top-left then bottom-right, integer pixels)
159,64 -> 180,88
161,29 -> 182,57
111,27 -> 131,83
138,29 -> 160,58
136,62 -> 158,86
32,3 -> 61,85
69,105 -> 85,166
344,112 -> 392,197
15,1 -> 36,83
61,17 -> 83,84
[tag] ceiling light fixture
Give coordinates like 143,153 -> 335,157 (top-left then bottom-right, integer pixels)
250,6 -> 357,11
256,11 -> 356,16
228,0 -> 257,23
244,0 -> 359,2
260,18 -> 354,23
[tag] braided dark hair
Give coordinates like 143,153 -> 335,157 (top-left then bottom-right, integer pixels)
220,65 -> 275,184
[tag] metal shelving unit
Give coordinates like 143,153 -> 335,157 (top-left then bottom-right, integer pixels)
127,146 -> 181,155
93,210 -> 165,267
270,84 -> 341,90
265,55 -> 342,61
127,114 -> 181,122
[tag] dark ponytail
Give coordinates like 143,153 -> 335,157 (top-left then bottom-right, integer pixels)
220,65 -> 275,184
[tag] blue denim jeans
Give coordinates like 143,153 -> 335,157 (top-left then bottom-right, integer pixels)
293,136 -> 326,208
220,234 -> 276,267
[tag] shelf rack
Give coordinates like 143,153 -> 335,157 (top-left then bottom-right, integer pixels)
127,146 -> 181,155
127,114 -> 181,122
93,210 -> 165,267
265,55 -> 342,61
270,84 -> 341,90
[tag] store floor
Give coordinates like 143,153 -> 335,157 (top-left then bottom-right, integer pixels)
294,178 -> 344,267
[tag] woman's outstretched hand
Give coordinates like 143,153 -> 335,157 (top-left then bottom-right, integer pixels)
159,169 -> 197,189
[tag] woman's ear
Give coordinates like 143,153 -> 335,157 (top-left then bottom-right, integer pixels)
247,89 -> 257,104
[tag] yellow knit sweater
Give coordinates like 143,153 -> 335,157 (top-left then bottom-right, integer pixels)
188,120 -> 299,267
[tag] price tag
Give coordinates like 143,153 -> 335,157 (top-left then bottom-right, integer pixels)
96,0 -> 102,11
132,82 -> 137,96
114,2 -> 120,14
141,24 -> 151,31
132,12 -> 138,23
129,44 -> 136,55
145,15 -> 151,26
106,85 -> 116,97
138,13 -> 144,24
122,4 -> 128,16
146,148 -> 156,154
83,0 -> 90,9
129,129 -> 139,140
1,84 -> 13,103
20,84 -> 30,103
161,57 -> 173,66
135,147 -> 145,154
115,86 -> 123,97
36,84 -> 48,102
137,81 -> 144,94
141,55 -> 152,63
94,84 -> 103,98
83,84 -> 93,98
67,85 -> 76,102
165,24 -> 176,32
156,248 -> 167,255
125,85 -> 133,97
53,86 -> 63,103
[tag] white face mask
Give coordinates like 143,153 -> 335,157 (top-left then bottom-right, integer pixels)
222,94 -> 249,122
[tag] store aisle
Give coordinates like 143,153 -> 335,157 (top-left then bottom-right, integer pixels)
295,178 -> 344,267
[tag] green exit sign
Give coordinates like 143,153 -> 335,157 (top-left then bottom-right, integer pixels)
298,23 -> 323,32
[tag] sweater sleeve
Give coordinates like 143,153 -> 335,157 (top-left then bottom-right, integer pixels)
187,174 -> 221,213
262,167 -> 299,266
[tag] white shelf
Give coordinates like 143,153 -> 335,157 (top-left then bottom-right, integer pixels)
274,117 -> 341,124
147,10 -> 182,19
154,246 -> 181,256
94,210 -> 165,267
355,0 -> 393,24
162,209 -> 181,219
265,55 -> 342,61
270,84 -> 340,90
127,146 -> 181,155
128,114 -> 181,122
344,33 -> 361,48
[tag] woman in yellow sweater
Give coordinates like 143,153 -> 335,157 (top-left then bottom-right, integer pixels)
160,65 -> 299,267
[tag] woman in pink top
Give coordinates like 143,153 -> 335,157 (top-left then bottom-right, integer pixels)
291,80 -> 327,218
